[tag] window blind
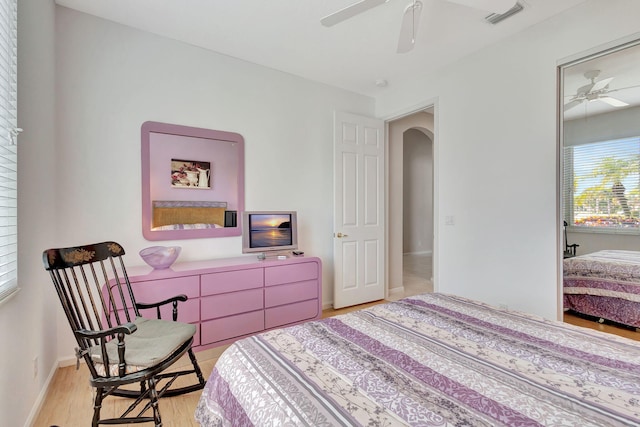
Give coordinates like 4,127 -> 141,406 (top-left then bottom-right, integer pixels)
563,136 -> 640,230
0,0 -> 17,302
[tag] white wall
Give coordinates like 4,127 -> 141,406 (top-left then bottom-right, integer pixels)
53,6 -> 374,360
567,231 -> 640,257
0,1 -> 57,426
564,106 -> 640,147
377,0 -> 640,319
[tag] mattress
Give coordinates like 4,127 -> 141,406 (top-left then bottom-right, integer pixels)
195,293 -> 640,426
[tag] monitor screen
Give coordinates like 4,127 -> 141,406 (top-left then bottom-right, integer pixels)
242,211 -> 298,253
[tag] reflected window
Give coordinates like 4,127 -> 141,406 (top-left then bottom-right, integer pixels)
563,136 -> 640,230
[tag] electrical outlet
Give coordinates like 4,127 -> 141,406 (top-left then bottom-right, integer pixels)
33,356 -> 38,378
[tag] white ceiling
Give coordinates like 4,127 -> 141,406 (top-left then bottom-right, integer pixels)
55,0 -> 588,98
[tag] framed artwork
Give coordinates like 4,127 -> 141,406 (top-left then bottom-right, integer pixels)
171,158 -> 211,189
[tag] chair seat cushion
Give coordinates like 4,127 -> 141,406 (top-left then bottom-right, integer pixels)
90,317 -> 196,377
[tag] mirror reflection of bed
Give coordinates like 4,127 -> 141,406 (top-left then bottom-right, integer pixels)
560,38 -> 640,337
151,201 -> 227,230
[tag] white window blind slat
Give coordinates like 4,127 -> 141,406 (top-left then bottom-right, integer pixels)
0,0 -> 17,302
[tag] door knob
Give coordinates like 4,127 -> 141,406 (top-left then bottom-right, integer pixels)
336,232 -> 349,238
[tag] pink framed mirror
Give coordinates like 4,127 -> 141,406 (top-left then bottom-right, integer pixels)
141,121 -> 244,240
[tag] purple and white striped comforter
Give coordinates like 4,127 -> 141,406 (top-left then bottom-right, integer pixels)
195,293 -> 640,426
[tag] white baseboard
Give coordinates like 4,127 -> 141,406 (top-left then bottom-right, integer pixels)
403,250 -> 433,256
58,355 -> 76,368
24,359 -> 59,427
388,286 -> 405,296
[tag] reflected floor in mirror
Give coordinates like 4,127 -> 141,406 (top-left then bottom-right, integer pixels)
387,252 -> 433,302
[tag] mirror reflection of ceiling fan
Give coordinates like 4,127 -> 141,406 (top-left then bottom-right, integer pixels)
564,70 -> 638,112
321,0 -> 518,53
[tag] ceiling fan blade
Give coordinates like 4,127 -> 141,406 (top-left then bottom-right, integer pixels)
397,1 -> 423,53
605,83 -> 640,94
445,0 -> 516,14
321,0 -> 388,27
590,77 -> 614,92
598,96 -> 629,107
564,99 -> 583,112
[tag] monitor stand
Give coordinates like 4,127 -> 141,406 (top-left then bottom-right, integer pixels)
256,250 -> 292,261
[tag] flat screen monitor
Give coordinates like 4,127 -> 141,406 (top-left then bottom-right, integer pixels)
242,211 -> 298,254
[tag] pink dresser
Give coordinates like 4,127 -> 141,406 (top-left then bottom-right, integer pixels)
104,256 -> 322,351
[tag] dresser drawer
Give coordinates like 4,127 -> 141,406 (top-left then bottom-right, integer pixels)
265,279 -> 318,308
264,261 -> 319,287
133,276 -> 200,300
107,297 -> 200,325
265,299 -> 319,329
201,288 -> 263,320
106,276 -> 200,322
201,268 -> 264,296
201,311 -> 264,345
193,323 -> 200,347
139,298 -> 200,324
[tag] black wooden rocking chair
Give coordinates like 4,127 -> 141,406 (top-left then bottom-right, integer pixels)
42,241 -> 205,426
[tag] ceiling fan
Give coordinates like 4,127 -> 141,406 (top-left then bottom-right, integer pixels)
564,70 -> 633,112
321,0 -> 518,53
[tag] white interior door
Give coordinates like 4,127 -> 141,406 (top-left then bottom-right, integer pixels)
333,111 -> 385,309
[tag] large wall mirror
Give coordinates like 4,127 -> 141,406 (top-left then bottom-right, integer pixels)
559,35 -> 640,327
560,37 -> 640,251
141,121 -> 245,240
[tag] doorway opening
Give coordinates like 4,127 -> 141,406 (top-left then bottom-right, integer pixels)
387,108 -> 435,300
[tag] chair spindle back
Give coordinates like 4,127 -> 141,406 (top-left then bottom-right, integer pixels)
42,241 -> 140,350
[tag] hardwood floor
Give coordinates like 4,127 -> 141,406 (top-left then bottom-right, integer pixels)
33,300 -> 639,426
33,351 -> 220,427
563,311 -> 640,341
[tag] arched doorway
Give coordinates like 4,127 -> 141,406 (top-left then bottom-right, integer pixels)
402,128 -> 433,296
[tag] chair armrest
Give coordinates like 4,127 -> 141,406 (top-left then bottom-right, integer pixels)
565,243 -> 579,258
136,294 -> 188,321
136,294 -> 188,310
75,323 -> 138,373
76,322 -> 137,340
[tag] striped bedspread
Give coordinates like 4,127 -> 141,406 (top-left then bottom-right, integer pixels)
194,293 -> 640,426
564,250 -> 640,304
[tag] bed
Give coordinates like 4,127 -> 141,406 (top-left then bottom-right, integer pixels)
194,293 -> 640,426
564,250 -> 640,328
151,200 -> 227,230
